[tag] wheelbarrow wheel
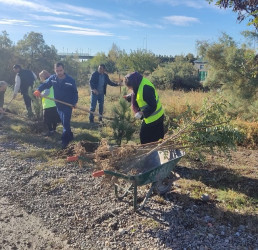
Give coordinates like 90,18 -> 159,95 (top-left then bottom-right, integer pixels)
153,172 -> 174,195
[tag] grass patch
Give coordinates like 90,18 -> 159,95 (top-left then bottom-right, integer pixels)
1,86 -> 257,232
217,189 -> 257,212
142,218 -> 160,229
11,148 -> 57,161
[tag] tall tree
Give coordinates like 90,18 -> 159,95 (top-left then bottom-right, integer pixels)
0,31 -> 15,83
0,30 -> 12,49
126,49 -> 160,74
150,56 -> 201,90
15,32 -> 59,74
198,33 -> 258,120
207,0 -> 258,29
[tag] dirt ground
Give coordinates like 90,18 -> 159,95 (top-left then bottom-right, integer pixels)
0,198 -> 71,250
0,134 -> 257,249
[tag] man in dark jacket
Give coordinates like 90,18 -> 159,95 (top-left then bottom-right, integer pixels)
12,64 -> 37,117
89,64 -> 121,123
34,62 -> 78,149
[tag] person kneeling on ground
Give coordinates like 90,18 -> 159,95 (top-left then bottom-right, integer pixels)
39,70 -> 60,137
123,72 -> 164,144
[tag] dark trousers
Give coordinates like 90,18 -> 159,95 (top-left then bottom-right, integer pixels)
57,107 -> 73,145
43,107 -> 60,132
140,115 -> 164,144
22,92 -> 32,111
89,93 -> 104,121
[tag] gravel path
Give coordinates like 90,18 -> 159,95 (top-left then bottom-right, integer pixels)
0,132 -> 257,249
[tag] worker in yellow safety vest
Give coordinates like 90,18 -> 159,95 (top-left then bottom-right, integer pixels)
39,70 -> 60,136
124,72 -> 164,144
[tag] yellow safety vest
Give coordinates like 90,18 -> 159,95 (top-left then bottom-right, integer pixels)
136,78 -> 164,124
42,87 -> 56,109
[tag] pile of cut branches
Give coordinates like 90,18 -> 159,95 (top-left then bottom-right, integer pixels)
77,96 -> 244,175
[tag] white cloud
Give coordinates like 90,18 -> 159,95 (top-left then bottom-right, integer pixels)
51,24 -> 113,36
30,15 -> 84,25
164,15 -> 200,26
61,4 -> 113,19
0,18 -> 28,25
0,0 -> 67,15
128,0 -> 212,9
120,19 -> 149,27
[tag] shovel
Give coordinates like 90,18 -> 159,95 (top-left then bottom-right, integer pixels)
43,96 -> 114,121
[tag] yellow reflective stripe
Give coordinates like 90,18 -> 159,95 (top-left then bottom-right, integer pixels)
140,97 -> 160,110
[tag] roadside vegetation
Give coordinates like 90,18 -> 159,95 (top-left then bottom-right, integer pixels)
0,26 -> 257,232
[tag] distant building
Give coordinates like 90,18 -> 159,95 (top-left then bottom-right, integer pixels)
194,58 -> 208,81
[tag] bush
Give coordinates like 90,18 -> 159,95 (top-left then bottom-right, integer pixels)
232,120 -> 258,149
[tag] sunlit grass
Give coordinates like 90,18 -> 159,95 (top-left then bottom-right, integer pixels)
11,148 -> 56,161
217,189 -> 257,212
2,84 -> 257,232
160,89 -> 208,117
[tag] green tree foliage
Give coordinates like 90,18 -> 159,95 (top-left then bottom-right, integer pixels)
89,52 -> 108,72
106,43 -> 122,73
171,96 -> 244,159
241,30 -> 258,48
207,0 -> 258,29
155,55 -> 174,64
111,88 -> 136,145
0,31 -> 15,83
126,49 -> 160,74
61,55 -> 90,86
196,40 -> 210,58
116,50 -> 130,75
150,56 -> 201,90
0,30 -> 12,49
198,33 -> 258,121
15,32 -> 59,74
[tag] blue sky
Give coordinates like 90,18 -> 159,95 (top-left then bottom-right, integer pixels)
0,0 -> 254,56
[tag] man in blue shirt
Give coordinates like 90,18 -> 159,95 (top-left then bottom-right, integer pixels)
34,62 -> 78,149
89,64 -> 121,123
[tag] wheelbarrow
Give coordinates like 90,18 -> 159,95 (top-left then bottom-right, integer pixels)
92,149 -> 185,211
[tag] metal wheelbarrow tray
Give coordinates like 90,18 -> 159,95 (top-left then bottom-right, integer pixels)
93,149 -> 185,211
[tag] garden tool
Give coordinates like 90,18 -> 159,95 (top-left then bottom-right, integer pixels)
42,96 -> 114,121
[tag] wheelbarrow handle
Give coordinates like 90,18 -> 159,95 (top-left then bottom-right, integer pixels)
92,170 -> 105,177
67,155 -> 78,162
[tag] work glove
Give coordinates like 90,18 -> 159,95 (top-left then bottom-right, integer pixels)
135,112 -> 143,120
33,90 -> 41,97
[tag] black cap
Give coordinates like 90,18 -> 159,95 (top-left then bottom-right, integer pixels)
13,64 -> 21,69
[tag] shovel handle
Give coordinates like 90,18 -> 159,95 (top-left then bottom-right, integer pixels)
67,155 -> 78,162
92,170 -> 105,177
